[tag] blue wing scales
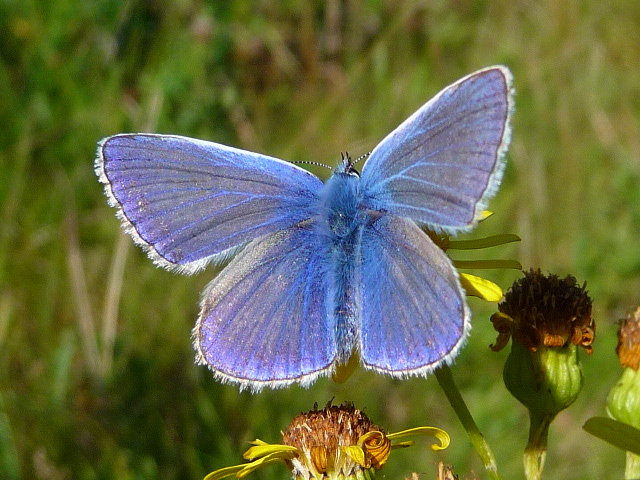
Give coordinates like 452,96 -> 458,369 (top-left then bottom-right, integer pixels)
96,134 -> 323,274
360,215 -> 469,375
360,66 -> 513,233
193,221 -> 336,391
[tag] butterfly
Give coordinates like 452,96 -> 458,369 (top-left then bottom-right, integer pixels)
96,66 -> 514,392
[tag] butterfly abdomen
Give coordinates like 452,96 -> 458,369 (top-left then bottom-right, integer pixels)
319,171 -> 368,362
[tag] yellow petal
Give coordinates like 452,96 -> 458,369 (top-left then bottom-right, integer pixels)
343,445 -> 367,466
204,465 -> 246,480
387,426 -> 450,452
249,439 -> 268,446
310,446 -> 328,473
243,443 -> 298,461
205,441 -> 297,480
358,430 -> 391,468
235,456 -> 287,479
459,273 -> 503,302
479,210 -> 494,221
389,440 -> 415,449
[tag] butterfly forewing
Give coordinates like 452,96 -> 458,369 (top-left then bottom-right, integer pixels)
97,134 -> 323,273
359,66 -> 513,234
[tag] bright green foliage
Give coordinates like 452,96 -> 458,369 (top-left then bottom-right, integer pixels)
1,1 -> 639,479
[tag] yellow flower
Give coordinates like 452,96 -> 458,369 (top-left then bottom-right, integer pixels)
204,402 -> 449,480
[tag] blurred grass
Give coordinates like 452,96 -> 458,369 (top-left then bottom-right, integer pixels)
1,0 -> 639,479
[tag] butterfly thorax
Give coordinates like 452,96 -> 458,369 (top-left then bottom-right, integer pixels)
322,170 -> 363,239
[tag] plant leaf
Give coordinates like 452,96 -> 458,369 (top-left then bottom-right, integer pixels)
583,417 -> 640,455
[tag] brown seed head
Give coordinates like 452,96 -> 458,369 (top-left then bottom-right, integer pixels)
616,306 -> 640,370
491,269 -> 595,353
282,401 -> 390,478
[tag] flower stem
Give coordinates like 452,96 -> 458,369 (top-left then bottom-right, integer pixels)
626,452 -> 640,479
435,365 -> 502,480
523,411 -> 552,480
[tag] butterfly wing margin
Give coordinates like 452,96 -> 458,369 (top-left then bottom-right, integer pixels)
96,134 -> 323,274
193,221 -> 336,391
360,66 -> 514,234
359,216 -> 469,375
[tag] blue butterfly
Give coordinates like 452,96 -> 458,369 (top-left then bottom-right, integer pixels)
96,66 -> 514,391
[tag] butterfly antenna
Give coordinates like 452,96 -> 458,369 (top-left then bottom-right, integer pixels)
353,152 -> 370,166
292,160 -> 334,171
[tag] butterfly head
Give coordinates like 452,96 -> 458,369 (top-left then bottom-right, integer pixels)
335,152 -> 361,177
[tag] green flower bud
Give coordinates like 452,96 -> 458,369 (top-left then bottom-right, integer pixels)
503,340 -> 584,419
606,306 -> 640,479
490,270 -> 594,416
608,307 -> 640,429
490,269 -> 594,479
608,368 -> 640,429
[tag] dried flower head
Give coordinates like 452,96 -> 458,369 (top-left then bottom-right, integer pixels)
204,402 -> 449,480
616,306 -> 640,370
282,402 -> 389,478
608,306 -> 640,431
490,268 -> 594,353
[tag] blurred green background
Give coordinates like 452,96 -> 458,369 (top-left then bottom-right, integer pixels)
1,1 -> 639,479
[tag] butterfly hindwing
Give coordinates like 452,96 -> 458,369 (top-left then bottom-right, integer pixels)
193,221 -> 336,391
359,66 -> 513,233
359,215 -> 469,375
96,134 -> 323,274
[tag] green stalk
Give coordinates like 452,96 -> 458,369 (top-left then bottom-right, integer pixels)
435,365 -> 502,480
626,452 -> 640,480
523,411 -> 553,480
